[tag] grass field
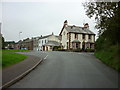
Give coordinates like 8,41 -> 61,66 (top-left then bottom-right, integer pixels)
2,49 -> 30,52
2,52 -> 27,68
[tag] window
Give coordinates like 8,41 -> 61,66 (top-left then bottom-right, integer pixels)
72,43 -> 74,48
88,35 -> 91,39
45,40 -> 46,43
67,42 -> 68,49
82,34 -> 85,39
75,33 -> 78,39
67,33 -> 69,40
76,43 -> 79,48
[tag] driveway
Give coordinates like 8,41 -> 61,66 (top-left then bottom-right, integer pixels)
9,51 -> 118,88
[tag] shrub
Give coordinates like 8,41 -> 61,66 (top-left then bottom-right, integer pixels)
58,49 -> 68,51
53,46 -> 61,51
73,48 -> 82,52
85,48 -> 95,52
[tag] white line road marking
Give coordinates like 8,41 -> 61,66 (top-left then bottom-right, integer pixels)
44,55 -> 48,60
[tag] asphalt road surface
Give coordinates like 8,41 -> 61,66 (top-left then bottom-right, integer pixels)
9,51 -> 118,88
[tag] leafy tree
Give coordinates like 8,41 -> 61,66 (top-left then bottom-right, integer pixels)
2,36 -> 5,49
83,1 -> 120,45
83,1 -> 120,71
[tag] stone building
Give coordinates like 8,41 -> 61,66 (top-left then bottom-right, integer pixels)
22,38 -> 33,50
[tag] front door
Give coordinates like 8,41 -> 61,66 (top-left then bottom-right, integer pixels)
43,46 -> 45,51
82,42 -> 85,51
46,46 -> 48,51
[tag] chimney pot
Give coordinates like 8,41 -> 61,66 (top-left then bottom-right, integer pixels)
84,23 -> 89,28
64,20 -> 68,27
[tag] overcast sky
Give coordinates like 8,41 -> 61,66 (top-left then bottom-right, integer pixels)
1,0 -> 98,42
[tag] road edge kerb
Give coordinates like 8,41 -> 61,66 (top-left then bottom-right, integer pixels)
1,59 -> 43,89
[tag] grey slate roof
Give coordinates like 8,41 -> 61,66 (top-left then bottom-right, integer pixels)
65,25 -> 95,35
37,34 -> 60,40
43,41 -> 60,46
55,35 -> 62,40
40,35 -> 52,39
32,34 -> 52,40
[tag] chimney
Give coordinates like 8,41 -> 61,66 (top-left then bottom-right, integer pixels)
52,32 -> 54,35
71,25 -> 75,29
84,23 -> 89,28
64,20 -> 68,27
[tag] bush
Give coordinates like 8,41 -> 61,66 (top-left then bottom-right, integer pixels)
73,48 -> 82,52
85,48 -> 95,52
58,49 -> 68,51
53,46 -> 61,51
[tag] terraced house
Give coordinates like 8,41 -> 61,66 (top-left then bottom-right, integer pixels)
59,20 -> 95,50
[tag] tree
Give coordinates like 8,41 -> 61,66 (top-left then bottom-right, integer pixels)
2,36 -> 5,49
83,1 -> 120,45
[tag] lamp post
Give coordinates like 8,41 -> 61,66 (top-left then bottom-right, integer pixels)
19,32 -> 22,49
19,31 -> 22,41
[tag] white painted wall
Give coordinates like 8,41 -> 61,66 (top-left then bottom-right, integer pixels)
91,35 -> 95,42
36,34 -> 60,51
61,28 -> 68,49
38,38 -> 48,51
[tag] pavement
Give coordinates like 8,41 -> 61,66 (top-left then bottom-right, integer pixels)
2,52 -> 43,89
8,51 -> 118,88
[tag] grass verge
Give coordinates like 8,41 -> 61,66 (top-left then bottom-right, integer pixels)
2,52 -> 27,68
94,45 -> 120,72
0,52 -> 2,69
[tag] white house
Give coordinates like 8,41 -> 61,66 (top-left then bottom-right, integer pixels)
36,33 -> 61,51
43,34 -> 61,51
59,20 -> 95,50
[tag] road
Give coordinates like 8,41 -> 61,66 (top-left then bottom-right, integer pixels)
9,51 -> 118,88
